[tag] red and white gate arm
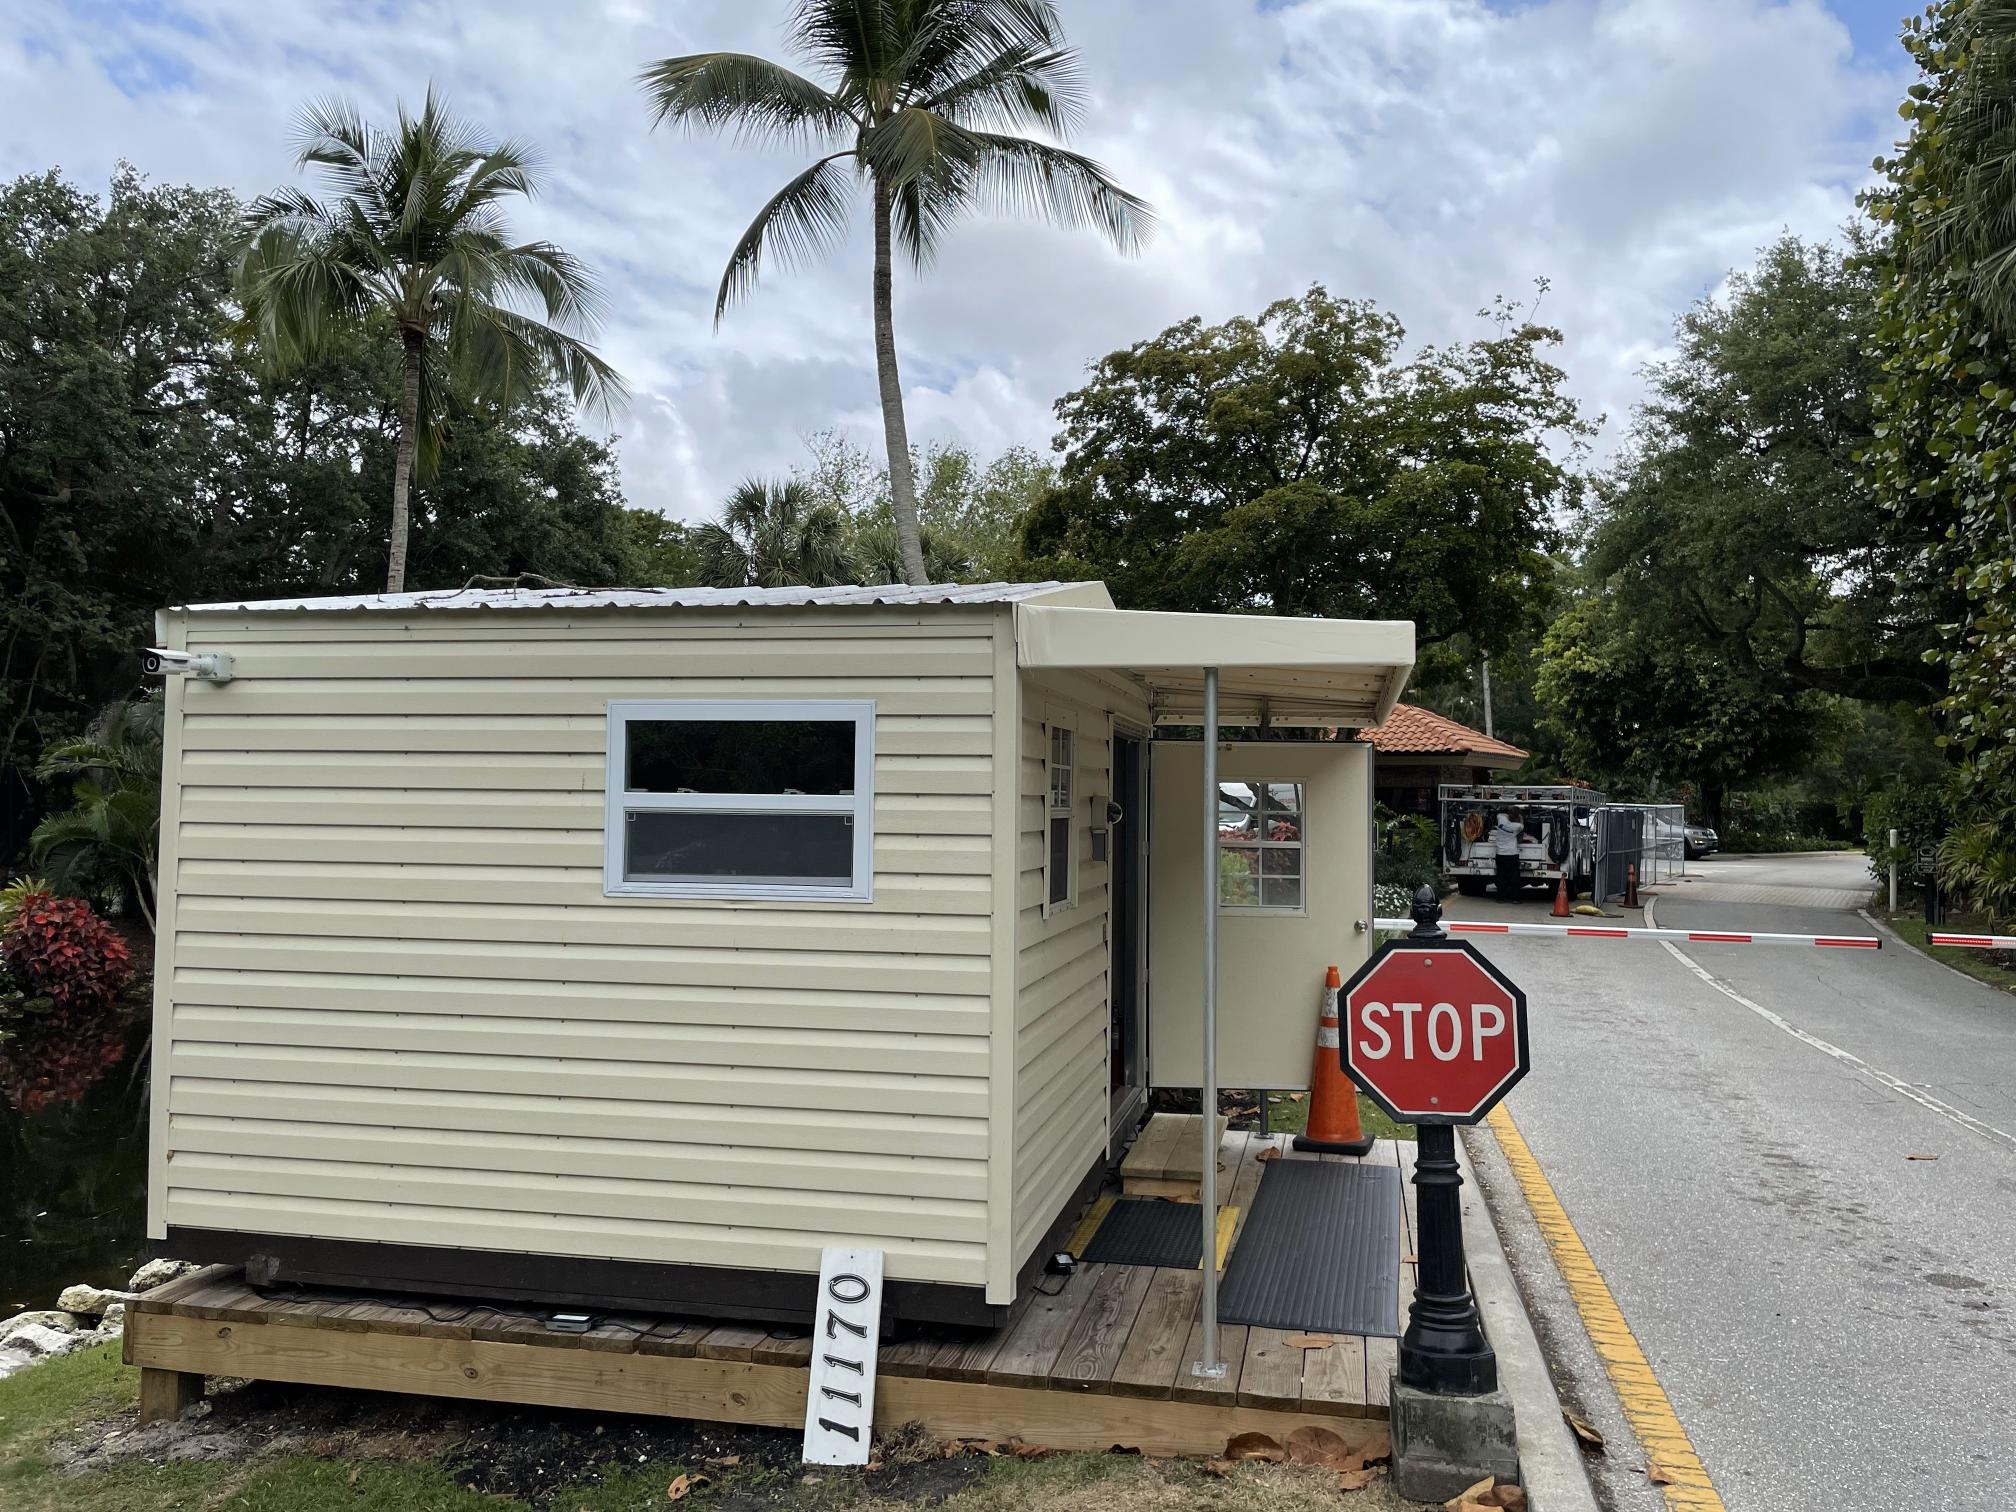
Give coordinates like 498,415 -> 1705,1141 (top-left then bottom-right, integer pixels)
1930,931 -> 2016,950
1371,918 -> 1883,949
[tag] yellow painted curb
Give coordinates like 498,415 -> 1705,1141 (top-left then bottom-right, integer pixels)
1485,1104 -> 1725,1512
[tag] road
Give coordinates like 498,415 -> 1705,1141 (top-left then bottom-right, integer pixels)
1454,852 -> 2016,1512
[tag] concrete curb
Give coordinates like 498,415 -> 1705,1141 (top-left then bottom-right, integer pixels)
1455,1130 -> 1602,1512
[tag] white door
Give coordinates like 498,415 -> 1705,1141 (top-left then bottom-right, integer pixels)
1146,739 -> 1373,1089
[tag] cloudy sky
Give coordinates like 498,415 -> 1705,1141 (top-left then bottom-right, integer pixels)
3,0 -> 1911,521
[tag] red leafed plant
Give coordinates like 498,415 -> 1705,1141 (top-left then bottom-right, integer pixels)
0,890 -> 138,1114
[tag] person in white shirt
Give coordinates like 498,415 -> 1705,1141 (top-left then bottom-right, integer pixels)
1491,811 -> 1524,897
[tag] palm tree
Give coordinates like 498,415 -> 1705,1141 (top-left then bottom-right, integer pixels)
30,695 -> 164,930
640,1 -> 1151,587
694,477 -> 854,587
238,90 -> 624,593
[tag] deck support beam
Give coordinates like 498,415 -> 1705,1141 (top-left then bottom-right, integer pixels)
136,1365 -> 204,1425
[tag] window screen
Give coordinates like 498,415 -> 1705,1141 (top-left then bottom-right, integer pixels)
605,701 -> 874,901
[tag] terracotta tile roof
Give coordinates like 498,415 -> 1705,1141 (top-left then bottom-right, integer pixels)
1358,704 -> 1527,765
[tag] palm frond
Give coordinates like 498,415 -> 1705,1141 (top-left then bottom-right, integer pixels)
715,153 -> 857,321
963,131 -> 1153,255
291,94 -> 393,221
236,223 -> 375,368
914,40 -> 1082,133
896,0 -> 1068,103
480,240 -> 607,331
787,0 -> 892,91
453,302 -> 628,418
692,518 -> 754,587
638,52 -> 855,143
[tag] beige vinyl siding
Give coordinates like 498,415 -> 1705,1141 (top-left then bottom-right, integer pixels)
151,607 -> 1002,1290
1006,669 -> 1152,1269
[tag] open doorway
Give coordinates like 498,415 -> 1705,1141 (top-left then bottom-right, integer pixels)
1109,731 -> 1149,1150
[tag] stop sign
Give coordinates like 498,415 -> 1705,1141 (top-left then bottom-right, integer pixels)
1341,940 -> 1528,1124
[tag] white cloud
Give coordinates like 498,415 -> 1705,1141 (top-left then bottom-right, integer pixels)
2,0 -> 1906,523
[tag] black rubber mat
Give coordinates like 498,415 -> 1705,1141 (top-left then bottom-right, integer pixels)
1218,1159 -> 1402,1337
1077,1197 -> 1205,1268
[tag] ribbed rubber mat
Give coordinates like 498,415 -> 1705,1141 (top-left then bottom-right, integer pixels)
1077,1197 -> 1204,1268
1218,1159 -> 1402,1337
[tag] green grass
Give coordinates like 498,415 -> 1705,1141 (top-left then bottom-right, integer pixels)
1882,911 -> 2016,996
1260,1091 -> 1415,1143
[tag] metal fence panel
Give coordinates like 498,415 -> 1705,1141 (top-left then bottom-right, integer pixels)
1594,803 -> 1687,902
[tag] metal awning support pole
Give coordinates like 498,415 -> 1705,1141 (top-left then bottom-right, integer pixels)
1193,666 -> 1226,1379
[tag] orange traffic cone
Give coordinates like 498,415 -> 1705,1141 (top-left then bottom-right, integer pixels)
1293,965 -> 1375,1156
1552,874 -> 1572,917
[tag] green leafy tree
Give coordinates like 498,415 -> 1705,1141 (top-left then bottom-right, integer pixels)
1866,0 -> 2016,924
797,430 -> 1052,581
1022,285 -> 1586,651
619,510 -> 704,587
30,695 -> 162,929
0,168 -> 240,861
694,478 -> 853,587
640,0 -> 1150,587
1534,592 -> 1825,828
0,167 -> 652,866
238,90 -> 624,593
1584,233 -> 1940,706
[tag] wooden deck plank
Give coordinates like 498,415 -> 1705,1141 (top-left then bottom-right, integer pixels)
876,1330 -> 947,1378
633,1320 -> 713,1358
1299,1333 -> 1372,1417
130,1266 -> 235,1313
1107,1269 -> 1201,1399
696,1324 -> 772,1363
926,1323 -> 1010,1384
1120,1114 -> 1186,1180
1170,1316 -> 1247,1405
751,1329 -> 814,1368
984,1271 -> 1095,1389
1047,1265 -> 1153,1391
1235,1327 -> 1306,1412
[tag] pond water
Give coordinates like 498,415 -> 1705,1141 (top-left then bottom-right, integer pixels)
0,1054 -> 149,1314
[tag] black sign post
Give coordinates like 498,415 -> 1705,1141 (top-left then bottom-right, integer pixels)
1397,887 -> 1497,1397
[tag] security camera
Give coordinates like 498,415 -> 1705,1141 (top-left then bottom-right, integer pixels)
142,648 -> 234,684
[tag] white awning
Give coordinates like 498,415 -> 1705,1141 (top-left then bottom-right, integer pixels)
1015,604 -> 1414,727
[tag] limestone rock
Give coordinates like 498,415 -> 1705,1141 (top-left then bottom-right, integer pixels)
127,1258 -> 199,1294
1,1310 -> 80,1340
1,1322 -> 81,1358
57,1284 -> 133,1318
99,1302 -> 126,1332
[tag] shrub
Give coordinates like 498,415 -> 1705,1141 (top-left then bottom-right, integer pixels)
1374,807 -> 1442,894
0,890 -> 138,1114
1863,776 -> 1958,888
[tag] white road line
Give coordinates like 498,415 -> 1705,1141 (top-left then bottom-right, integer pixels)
1645,895 -> 2016,1154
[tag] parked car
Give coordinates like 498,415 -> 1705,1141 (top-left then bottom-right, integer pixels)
1684,823 -> 1719,860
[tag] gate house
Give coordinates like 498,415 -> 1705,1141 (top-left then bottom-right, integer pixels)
145,582 -> 1413,1326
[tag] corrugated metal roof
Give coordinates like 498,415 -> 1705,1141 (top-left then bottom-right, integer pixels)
176,581 -> 1095,614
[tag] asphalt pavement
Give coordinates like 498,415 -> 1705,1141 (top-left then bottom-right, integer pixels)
1452,853 -> 2016,1512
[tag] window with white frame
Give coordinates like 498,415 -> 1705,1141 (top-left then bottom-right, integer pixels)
1217,781 -> 1305,912
1045,722 -> 1075,911
604,700 -> 874,901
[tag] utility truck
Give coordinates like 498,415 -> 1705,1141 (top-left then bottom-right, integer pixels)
1440,783 -> 1603,897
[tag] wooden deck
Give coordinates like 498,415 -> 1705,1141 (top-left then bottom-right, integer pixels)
124,1130 -> 1416,1456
